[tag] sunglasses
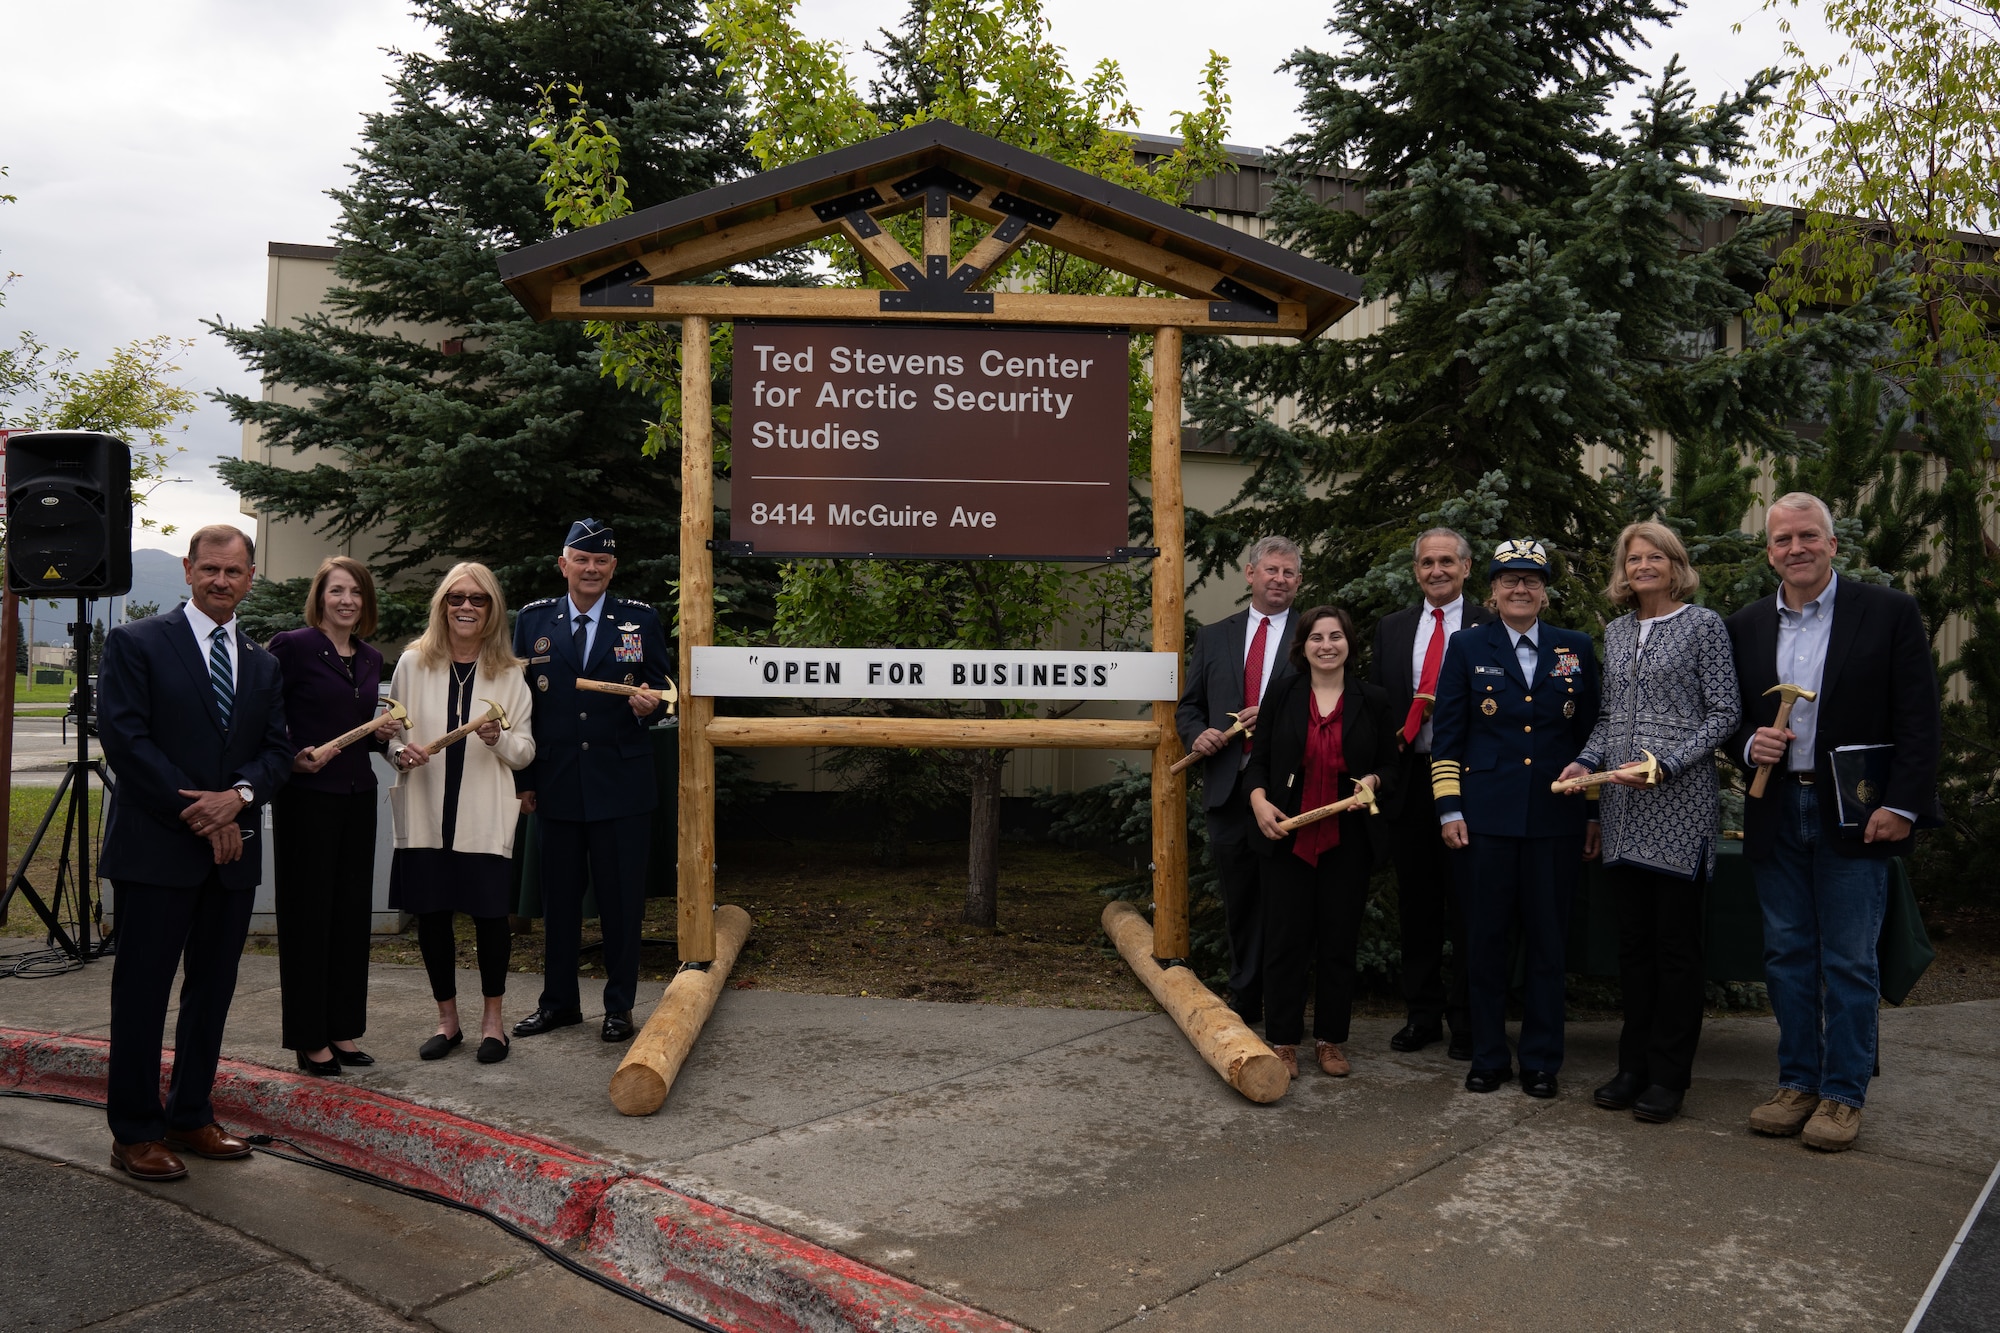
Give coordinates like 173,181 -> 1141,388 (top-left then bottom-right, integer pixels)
444,592 -> 491,608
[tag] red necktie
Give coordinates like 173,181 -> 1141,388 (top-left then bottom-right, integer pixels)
1403,607 -> 1446,745
1242,615 -> 1269,753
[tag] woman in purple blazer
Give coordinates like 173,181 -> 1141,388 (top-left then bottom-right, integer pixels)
267,558 -> 403,1076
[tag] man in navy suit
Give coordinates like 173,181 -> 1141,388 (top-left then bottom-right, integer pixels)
98,525 -> 293,1181
1174,535 -> 1301,1023
511,518 -> 671,1044
1430,540 -> 1601,1098
1727,492 -> 1941,1152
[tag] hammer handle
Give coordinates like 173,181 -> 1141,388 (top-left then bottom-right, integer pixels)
1747,696 -> 1801,799
312,711 -> 400,759
1169,720 -> 1248,775
577,678 -> 648,698
424,713 -> 499,756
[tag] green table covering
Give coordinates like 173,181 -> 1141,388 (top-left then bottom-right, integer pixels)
1569,842 -> 1935,1002
510,721 -> 680,922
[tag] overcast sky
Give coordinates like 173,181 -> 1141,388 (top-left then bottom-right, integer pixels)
1,0 -> 1833,553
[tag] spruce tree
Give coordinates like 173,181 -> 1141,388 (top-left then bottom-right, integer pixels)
212,0 -> 749,608
1185,0 -> 1903,624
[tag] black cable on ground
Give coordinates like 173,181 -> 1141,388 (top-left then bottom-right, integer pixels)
0,1087 -> 729,1333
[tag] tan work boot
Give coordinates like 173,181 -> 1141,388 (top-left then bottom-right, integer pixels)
1801,1101 -> 1862,1152
1748,1088 -> 1821,1136
1271,1044 -> 1299,1078
1316,1041 -> 1351,1077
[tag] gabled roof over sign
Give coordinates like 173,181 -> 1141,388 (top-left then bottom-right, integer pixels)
497,120 -> 1361,339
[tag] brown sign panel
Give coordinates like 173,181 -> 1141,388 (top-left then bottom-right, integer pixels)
728,321 -> 1130,560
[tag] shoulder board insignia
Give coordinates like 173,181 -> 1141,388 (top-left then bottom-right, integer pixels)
522,597 -> 557,610
619,598 -> 652,610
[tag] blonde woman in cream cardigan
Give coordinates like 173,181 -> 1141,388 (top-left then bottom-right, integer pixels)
385,562 -> 534,1065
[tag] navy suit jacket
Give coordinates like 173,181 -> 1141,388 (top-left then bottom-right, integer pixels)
1366,600 -> 1497,819
1174,608 -> 1300,808
97,606 -> 293,889
1429,619 -> 1601,839
1725,578 -> 1941,861
512,593 -> 671,822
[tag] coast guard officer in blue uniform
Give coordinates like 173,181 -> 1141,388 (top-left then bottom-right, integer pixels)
1429,539 -> 1601,1098
510,518 -> 671,1043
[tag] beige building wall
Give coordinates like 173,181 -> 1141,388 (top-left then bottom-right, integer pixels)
241,243 -> 449,583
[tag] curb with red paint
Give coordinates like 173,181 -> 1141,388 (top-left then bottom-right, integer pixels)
0,1027 -> 1017,1333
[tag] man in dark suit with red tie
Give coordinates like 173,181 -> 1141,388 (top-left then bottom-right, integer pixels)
1367,528 -> 1494,1059
97,526 -> 294,1181
1175,536 -> 1302,1024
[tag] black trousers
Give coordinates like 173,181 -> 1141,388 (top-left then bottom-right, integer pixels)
538,813 -> 650,1015
1610,863 -> 1708,1090
1259,831 -> 1372,1046
273,786 -> 375,1051
1463,833 -> 1580,1075
1205,783 -> 1264,1018
1390,778 -> 1469,1033
416,911 -> 511,1001
106,874 -> 254,1145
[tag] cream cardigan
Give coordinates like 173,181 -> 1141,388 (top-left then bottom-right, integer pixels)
385,651 -> 535,856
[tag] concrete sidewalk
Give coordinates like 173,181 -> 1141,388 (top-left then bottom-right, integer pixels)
3,945 -> 1995,1331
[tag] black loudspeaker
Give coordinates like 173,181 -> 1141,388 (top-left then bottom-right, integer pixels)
5,431 -> 134,597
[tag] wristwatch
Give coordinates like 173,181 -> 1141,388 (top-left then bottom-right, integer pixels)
232,783 -> 254,806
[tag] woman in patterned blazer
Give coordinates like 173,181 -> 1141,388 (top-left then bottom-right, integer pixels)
1559,521 -> 1740,1125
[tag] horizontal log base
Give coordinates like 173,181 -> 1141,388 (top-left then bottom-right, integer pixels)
1101,901 -> 1289,1104
610,904 -> 752,1116
703,717 -> 1161,749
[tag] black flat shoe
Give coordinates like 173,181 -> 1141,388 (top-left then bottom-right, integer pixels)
1390,1021 -> 1443,1053
512,1006 -> 584,1037
601,1011 -> 636,1043
295,1050 -> 343,1077
331,1047 -> 375,1067
418,1031 -> 464,1061
1522,1069 -> 1559,1099
1593,1070 -> 1646,1111
476,1036 -> 510,1064
1633,1085 -> 1685,1123
1465,1067 -> 1513,1094
1447,1032 -> 1474,1062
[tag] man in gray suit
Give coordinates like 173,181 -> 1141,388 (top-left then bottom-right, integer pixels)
1175,535 -> 1302,1023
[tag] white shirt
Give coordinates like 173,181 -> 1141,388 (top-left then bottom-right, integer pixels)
566,594 -> 604,661
1410,595 -> 1466,754
1242,606 -> 1288,705
183,599 -> 241,687
1510,619 -> 1541,680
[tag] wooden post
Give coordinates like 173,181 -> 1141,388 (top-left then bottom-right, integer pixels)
678,316 -> 717,963
610,904 -> 752,1115
1102,901 -> 1287,1103
1149,326 -> 1188,962
0,592 -> 15,894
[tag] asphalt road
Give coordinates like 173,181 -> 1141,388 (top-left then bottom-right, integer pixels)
8,716 -> 102,787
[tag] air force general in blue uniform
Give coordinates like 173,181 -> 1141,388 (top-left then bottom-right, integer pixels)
1430,540 -> 1601,1098
509,518 -> 672,1043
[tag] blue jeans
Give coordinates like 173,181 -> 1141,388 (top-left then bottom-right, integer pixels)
1751,783 -> 1889,1108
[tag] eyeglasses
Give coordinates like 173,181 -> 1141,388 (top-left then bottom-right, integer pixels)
444,592 -> 491,607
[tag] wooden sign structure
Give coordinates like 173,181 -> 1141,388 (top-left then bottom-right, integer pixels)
499,121 -> 1359,1111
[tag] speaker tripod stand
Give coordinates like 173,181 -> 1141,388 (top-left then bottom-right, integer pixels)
2,599 -> 115,975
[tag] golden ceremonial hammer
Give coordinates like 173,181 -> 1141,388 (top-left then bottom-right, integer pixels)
1276,782 -> 1380,833
308,697 -> 408,764
1748,683 -> 1818,798
1551,749 -> 1660,795
421,699 -> 511,756
1169,710 -> 1251,775
576,676 -> 679,717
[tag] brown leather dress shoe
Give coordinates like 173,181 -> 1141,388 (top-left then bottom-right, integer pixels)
164,1123 -> 253,1160
110,1140 -> 188,1181
1316,1041 -> 1351,1077
1271,1044 -> 1299,1078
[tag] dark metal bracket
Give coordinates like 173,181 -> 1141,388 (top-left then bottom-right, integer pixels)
812,186 -> 887,222
1208,276 -> 1279,324
991,192 -> 1063,230
706,539 -> 754,556
580,260 -> 653,307
1111,546 -> 1162,563
891,166 -> 983,202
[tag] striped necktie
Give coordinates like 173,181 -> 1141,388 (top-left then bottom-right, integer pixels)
209,625 -> 235,730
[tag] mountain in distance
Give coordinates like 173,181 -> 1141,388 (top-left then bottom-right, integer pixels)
18,547 -> 189,643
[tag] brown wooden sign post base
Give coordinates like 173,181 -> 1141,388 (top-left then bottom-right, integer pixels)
495,125 -> 1358,1110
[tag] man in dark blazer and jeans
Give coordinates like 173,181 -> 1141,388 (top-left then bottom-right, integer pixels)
1368,527 -> 1493,1058
1728,492 -> 1940,1153
1175,535 -> 1301,1023
97,526 -> 293,1181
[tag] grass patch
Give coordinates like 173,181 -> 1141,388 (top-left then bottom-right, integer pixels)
13,673 -> 78,704
1,785 -> 105,937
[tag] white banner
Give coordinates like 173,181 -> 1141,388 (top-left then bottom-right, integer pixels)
691,646 -> 1178,701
